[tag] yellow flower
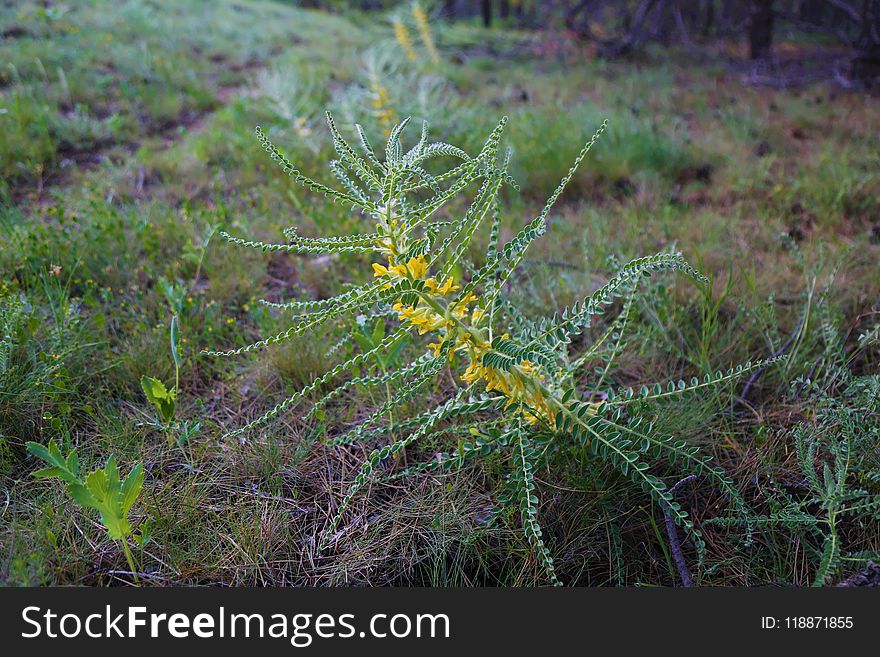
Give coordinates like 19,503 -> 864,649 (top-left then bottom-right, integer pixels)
412,1 -> 440,63
459,343 -> 556,424
367,209 -> 558,426
440,278 -> 460,294
375,237 -> 397,257
370,84 -> 399,134
518,360 -> 538,376
393,18 -> 417,61
390,263 -> 409,278
393,301 -> 446,334
425,277 -> 460,295
406,255 -> 427,279
375,256 -> 428,282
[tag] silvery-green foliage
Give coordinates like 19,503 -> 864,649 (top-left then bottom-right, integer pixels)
333,43 -> 453,135
712,373 -> 880,586
206,114 -> 773,584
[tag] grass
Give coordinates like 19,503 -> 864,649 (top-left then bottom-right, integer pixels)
1,0 -> 878,586
0,0 -> 365,193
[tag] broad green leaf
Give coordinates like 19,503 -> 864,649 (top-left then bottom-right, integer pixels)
27,439 -> 143,543
68,482 -> 100,512
141,376 -> 176,423
85,468 -> 112,505
105,454 -> 120,490
103,515 -> 131,541
385,334 -> 410,365
66,449 -> 79,477
26,441 -> 57,466
48,439 -> 64,462
32,466 -> 65,479
352,332 -> 373,354
121,464 -> 144,515
27,440 -> 79,484
141,376 -> 170,404
159,398 -> 176,424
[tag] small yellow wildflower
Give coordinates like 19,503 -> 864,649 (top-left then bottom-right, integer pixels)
393,18 -> 417,61
374,256 -> 428,282
393,301 -> 446,335
370,84 -> 398,135
444,290 -> 476,320
375,236 -> 397,258
412,1 -> 440,63
294,116 -> 312,137
407,255 -> 427,279
425,277 -> 460,295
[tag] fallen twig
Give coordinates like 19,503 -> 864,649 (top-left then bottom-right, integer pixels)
662,474 -> 699,587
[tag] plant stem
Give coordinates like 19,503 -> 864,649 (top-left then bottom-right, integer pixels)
120,539 -> 140,586
381,363 -> 395,434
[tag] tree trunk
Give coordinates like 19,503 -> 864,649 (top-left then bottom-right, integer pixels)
799,0 -> 825,26
749,0 -> 775,60
851,0 -> 880,87
482,0 -> 492,27
500,0 -> 510,19
564,0 -> 589,34
514,0 -> 527,24
702,0 -> 715,36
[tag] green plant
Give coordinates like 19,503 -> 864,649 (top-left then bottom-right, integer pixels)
141,374 -> 177,428
352,314 -> 411,374
141,315 -> 200,453
719,373 -> 880,586
206,115 -> 778,583
207,114 -> 779,584
0,283 -> 81,440
25,439 -> 145,584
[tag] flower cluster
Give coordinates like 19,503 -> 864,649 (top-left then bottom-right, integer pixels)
392,18 -> 417,62
369,84 -> 398,136
370,221 -> 556,424
411,1 -> 440,64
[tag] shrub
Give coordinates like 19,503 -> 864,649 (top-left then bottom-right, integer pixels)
206,114 -> 778,584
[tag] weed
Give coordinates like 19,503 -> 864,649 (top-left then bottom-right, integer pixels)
25,439 -> 145,584
207,115 -> 780,584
